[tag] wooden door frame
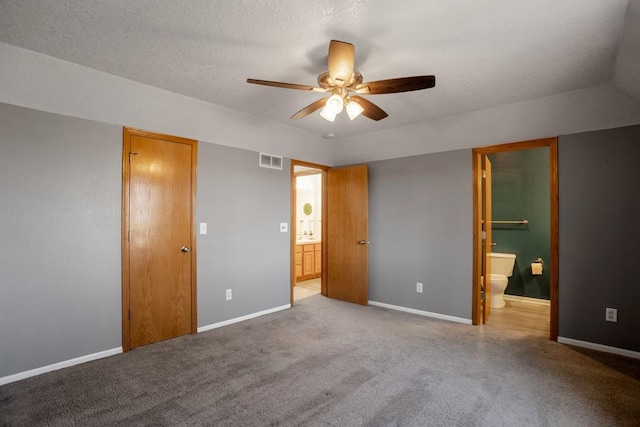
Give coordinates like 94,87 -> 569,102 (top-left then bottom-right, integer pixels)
481,155 -> 493,324
121,127 -> 198,352
290,160 -> 329,306
472,137 -> 559,341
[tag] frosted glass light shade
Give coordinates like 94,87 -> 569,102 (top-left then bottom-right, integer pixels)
320,94 -> 344,121
326,94 -> 344,114
327,94 -> 344,114
346,100 -> 364,120
320,108 -> 337,122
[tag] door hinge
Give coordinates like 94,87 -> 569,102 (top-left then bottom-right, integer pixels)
128,309 -> 131,321
482,170 -> 486,178
128,231 -> 131,242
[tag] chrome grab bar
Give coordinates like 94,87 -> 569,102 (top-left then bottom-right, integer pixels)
488,219 -> 528,225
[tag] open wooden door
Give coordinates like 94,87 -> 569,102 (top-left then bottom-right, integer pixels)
326,164 -> 369,305
482,156 -> 492,323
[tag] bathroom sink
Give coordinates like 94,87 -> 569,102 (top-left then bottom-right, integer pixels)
297,237 -> 320,243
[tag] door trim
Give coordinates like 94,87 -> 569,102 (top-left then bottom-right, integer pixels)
472,137 -> 559,341
290,160 -> 329,306
121,127 -> 198,351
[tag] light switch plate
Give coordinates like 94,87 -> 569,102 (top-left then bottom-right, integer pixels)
200,223 -> 207,234
280,222 -> 288,232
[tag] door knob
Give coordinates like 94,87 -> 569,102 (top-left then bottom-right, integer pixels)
181,246 -> 190,253
357,240 -> 369,245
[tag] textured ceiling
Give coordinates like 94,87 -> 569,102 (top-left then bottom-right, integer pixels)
0,0 -> 632,139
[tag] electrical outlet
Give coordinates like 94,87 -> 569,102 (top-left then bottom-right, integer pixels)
416,282 -> 423,293
226,289 -> 232,301
606,307 -> 617,322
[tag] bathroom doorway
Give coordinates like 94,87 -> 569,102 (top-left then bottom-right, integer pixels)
291,161 -> 328,305
472,138 -> 559,340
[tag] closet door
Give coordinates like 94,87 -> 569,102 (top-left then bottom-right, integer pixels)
122,128 -> 197,350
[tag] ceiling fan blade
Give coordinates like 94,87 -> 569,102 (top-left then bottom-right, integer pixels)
351,96 -> 388,121
355,75 -> 436,94
328,40 -> 355,87
291,97 -> 328,119
247,78 -> 326,92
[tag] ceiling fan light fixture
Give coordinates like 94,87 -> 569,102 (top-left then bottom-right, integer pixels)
346,100 -> 364,120
247,40 -> 435,122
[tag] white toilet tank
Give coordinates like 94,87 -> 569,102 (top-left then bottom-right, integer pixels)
489,252 -> 516,277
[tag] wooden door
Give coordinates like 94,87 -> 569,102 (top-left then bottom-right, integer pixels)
122,128 -> 197,351
326,164 -> 369,305
482,156 -> 492,323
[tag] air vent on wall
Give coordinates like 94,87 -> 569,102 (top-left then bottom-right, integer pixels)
259,153 -> 283,170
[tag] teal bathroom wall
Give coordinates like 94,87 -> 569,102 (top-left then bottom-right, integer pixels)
488,148 -> 550,299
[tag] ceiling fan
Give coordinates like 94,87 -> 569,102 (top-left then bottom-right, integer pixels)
247,40 -> 435,122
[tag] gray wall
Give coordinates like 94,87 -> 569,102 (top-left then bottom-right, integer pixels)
558,125 -> 640,352
0,103 -> 292,378
196,143 -> 290,326
368,149 -> 473,320
0,104 -> 122,377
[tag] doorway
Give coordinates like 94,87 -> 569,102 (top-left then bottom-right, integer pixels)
472,138 -> 559,340
292,162 -> 326,303
122,128 -> 198,351
290,161 -> 370,307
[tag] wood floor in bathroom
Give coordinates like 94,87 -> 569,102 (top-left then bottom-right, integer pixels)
485,296 -> 550,337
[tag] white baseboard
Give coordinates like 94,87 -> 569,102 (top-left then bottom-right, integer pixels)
0,347 -> 122,387
558,337 -> 640,360
368,301 -> 472,325
1,305 -> 292,387
197,304 -> 291,333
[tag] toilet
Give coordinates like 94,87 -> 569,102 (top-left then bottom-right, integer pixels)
487,252 -> 516,309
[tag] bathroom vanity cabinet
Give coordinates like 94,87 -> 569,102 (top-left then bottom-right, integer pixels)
295,242 -> 321,281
